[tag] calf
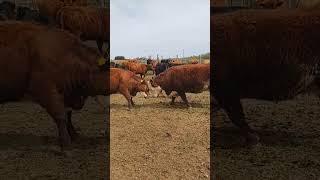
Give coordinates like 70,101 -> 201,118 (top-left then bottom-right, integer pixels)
151,64 -> 210,107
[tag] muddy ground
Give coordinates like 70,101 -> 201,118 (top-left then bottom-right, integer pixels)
110,77 -> 210,179
0,98 -> 108,179
214,94 -> 320,179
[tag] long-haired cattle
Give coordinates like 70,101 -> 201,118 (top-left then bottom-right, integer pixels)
35,0 -> 65,24
151,64 -> 210,107
35,0 -> 87,25
56,6 -> 109,54
212,10 -> 320,144
0,21 -> 109,150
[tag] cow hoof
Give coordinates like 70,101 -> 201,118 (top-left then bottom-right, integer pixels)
127,108 -> 132,111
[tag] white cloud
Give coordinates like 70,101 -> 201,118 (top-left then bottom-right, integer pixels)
110,0 -> 209,59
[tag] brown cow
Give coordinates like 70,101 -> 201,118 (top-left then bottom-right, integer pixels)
35,0 -> 87,25
150,64 -> 210,107
0,21 -> 109,150
94,68 -> 149,110
56,6 -> 109,54
123,61 -> 148,78
212,10 -> 320,145
35,0 -> 65,25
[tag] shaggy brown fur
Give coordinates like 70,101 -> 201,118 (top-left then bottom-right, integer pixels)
35,0 -> 65,24
35,0 -> 87,25
211,9 -> 320,144
151,64 -> 210,107
56,6 -> 109,53
0,21 -> 109,150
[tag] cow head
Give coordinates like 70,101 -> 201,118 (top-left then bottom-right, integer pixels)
129,77 -> 150,98
137,79 -> 150,98
142,79 -> 166,98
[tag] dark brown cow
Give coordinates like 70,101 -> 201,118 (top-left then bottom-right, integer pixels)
123,61 -> 148,78
56,6 -> 109,53
150,64 -> 210,107
35,0 -> 65,25
35,0 -> 87,25
0,21 -> 109,150
212,10 -> 320,144
94,68 -> 149,110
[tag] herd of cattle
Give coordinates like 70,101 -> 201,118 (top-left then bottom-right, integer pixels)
2,0 -> 320,151
212,1 -> 320,145
0,0 -> 211,150
110,58 -> 204,78
0,0 -> 108,54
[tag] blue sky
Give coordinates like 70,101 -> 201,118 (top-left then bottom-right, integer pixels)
110,0 -> 209,59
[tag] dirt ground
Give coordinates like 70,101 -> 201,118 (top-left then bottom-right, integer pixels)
0,98 -> 108,179
214,94 -> 320,179
110,75 -> 210,179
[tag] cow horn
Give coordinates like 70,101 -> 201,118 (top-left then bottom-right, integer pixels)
141,80 -> 144,83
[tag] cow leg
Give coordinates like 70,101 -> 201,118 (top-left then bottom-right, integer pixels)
65,109 -> 79,141
32,87 -> 71,150
130,97 -> 135,106
96,39 -> 104,54
178,92 -> 190,107
94,96 -> 106,111
120,89 -> 133,109
216,95 -> 259,144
